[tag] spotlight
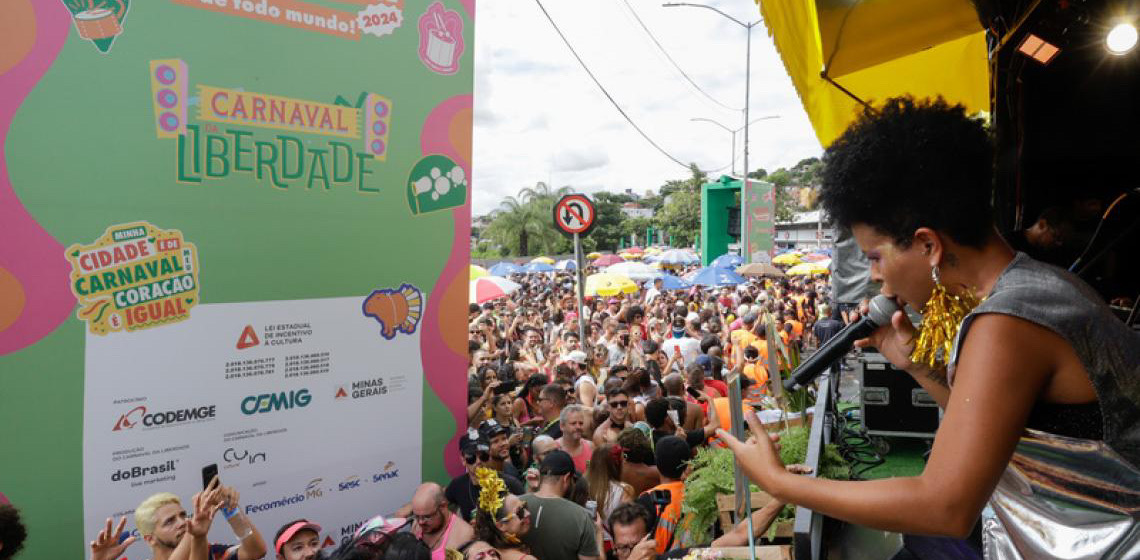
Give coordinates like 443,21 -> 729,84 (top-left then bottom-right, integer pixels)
1018,33 -> 1061,64
1106,23 -> 1138,55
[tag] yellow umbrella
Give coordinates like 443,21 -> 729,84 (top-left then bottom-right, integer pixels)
584,273 -> 639,297
644,247 -> 662,255
756,0 -> 988,147
772,253 -> 802,265
587,252 -> 603,260
530,256 -> 555,265
620,253 -> 640,260
787,262 -> 830,276
469,264 -> 489,280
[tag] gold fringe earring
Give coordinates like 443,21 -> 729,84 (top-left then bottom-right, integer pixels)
910,265 -> 979,369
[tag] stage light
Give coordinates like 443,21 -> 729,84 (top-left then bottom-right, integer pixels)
1106,23 -> 1138,55
1018,33 -> 1061,65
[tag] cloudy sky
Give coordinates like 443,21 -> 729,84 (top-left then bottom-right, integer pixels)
471,0 -> 822,217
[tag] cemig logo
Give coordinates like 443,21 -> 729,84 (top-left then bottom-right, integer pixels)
372,461 -> 399,483
305,478 -> 324,499
338,475 -> 362,491
113,406 -> 147,431
240,389 -> 311,415
335,387 -> 348,399
237,325 -> 260,349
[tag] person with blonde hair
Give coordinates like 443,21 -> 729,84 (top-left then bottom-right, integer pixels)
135,478 -> 267,560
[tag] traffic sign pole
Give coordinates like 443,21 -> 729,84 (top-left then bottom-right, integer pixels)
573,232 -> 586,347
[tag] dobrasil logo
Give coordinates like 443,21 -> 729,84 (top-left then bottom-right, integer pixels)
113,404 -> 216,431
111,459 -> 176,482
240,389 -> 311,415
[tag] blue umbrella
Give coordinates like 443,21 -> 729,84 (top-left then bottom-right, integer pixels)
489,262 -> 523,276
554,259 -> 577,271
522,262 -> 554,273
710,254 -> 743,269
687,266 -> 747,287
659,274 -> 691,290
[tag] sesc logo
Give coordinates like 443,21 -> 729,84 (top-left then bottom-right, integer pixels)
338,475 -> 362,492
113,404 -> 216,431
372,461 -> 399,483
240,389 -> 311,415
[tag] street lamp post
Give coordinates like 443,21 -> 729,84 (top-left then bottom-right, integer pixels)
665,4 -> 763,559
691,115 -> 779,176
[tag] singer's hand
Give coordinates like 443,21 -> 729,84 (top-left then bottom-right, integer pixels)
716,409 -> 788,494
854,308 -> 916,372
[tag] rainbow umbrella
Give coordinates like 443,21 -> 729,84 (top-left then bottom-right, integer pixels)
584,273 -> 638,297
470,265 -> 490,280
470,276 -> 521,303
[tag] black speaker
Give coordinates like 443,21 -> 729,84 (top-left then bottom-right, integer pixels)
859,353 -> 939,438
727,205 -> 741,237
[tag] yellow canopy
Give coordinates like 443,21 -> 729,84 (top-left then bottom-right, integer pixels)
756,0 -> 989,147
787,262 -> 830,275
585,273 -> 639,297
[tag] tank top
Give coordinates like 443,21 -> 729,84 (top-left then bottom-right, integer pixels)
948,253 -> 1140,558
414,511 -> 457,560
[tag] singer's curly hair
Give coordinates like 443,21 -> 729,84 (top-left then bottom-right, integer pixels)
819,96 -> 994,248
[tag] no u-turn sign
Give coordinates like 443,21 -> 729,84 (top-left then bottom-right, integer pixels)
553,194 -> 596,236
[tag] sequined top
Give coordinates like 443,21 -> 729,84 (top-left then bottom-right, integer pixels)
951,252 -> 1140,468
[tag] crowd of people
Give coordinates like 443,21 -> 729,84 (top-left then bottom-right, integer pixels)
0,265 -> 836,560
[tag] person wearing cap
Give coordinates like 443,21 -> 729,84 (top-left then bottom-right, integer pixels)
659,317 -> 699,373
633,436 -> 692,555
520,451 -> 600,560
479,420 -> 523,479
446,430 -> 526,522
563,350 -> 597,408
555,404 -> 594,474
410,483 -> 474,560
273,519 -> 322,560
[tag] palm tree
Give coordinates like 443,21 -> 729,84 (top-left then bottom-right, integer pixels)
519,182 -> 573,254
486,195 -> 544,256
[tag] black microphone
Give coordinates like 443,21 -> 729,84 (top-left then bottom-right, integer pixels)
783,295 -> 900,391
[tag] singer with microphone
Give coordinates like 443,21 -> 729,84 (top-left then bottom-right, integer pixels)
718,97 -> 1140,559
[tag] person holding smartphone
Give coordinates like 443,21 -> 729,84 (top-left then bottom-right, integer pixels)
132,475 -> 267,560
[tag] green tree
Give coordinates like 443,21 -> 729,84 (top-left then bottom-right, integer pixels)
590,192 -> 630,252
485,195 -> 545,256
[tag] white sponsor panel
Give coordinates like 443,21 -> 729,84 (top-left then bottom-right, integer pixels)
83,296 -> 422,556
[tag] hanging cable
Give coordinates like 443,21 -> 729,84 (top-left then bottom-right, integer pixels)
533,0 -> 732,174
619,0 -> 740,112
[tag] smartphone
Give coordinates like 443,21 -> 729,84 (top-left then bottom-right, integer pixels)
650,489 -> 672,506
201,463 -> 219,490
585,500 -> 597,519
686,386 -> 702,399
666,409 -> 680,427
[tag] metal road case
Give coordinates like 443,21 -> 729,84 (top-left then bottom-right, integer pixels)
859,352 -> 940,438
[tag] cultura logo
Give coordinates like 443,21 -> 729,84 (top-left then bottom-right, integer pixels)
240,389 -> 311,415
113,404 -> 216,431
338,475 -> 362,491
372,461 -> 399,483
223,447 -> 266,467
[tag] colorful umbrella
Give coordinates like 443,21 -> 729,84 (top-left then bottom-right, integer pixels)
470,276 -> 521,303
605,262 -> 663,282
687,266 -> 748,287
594,254 -> 624,267
622,246 -> 644,255
773,253 -> 803,265
469,265 -> 489,280
736,262 -> 786,278
488,262 -> 523,276
530,256 -> 555,265
522,262 -> 554,273
786,262 -> 831,275
710,254 -> 743,269
657,249 -> 699,266
555,259 -> 577,271
584,273 -> 638,297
